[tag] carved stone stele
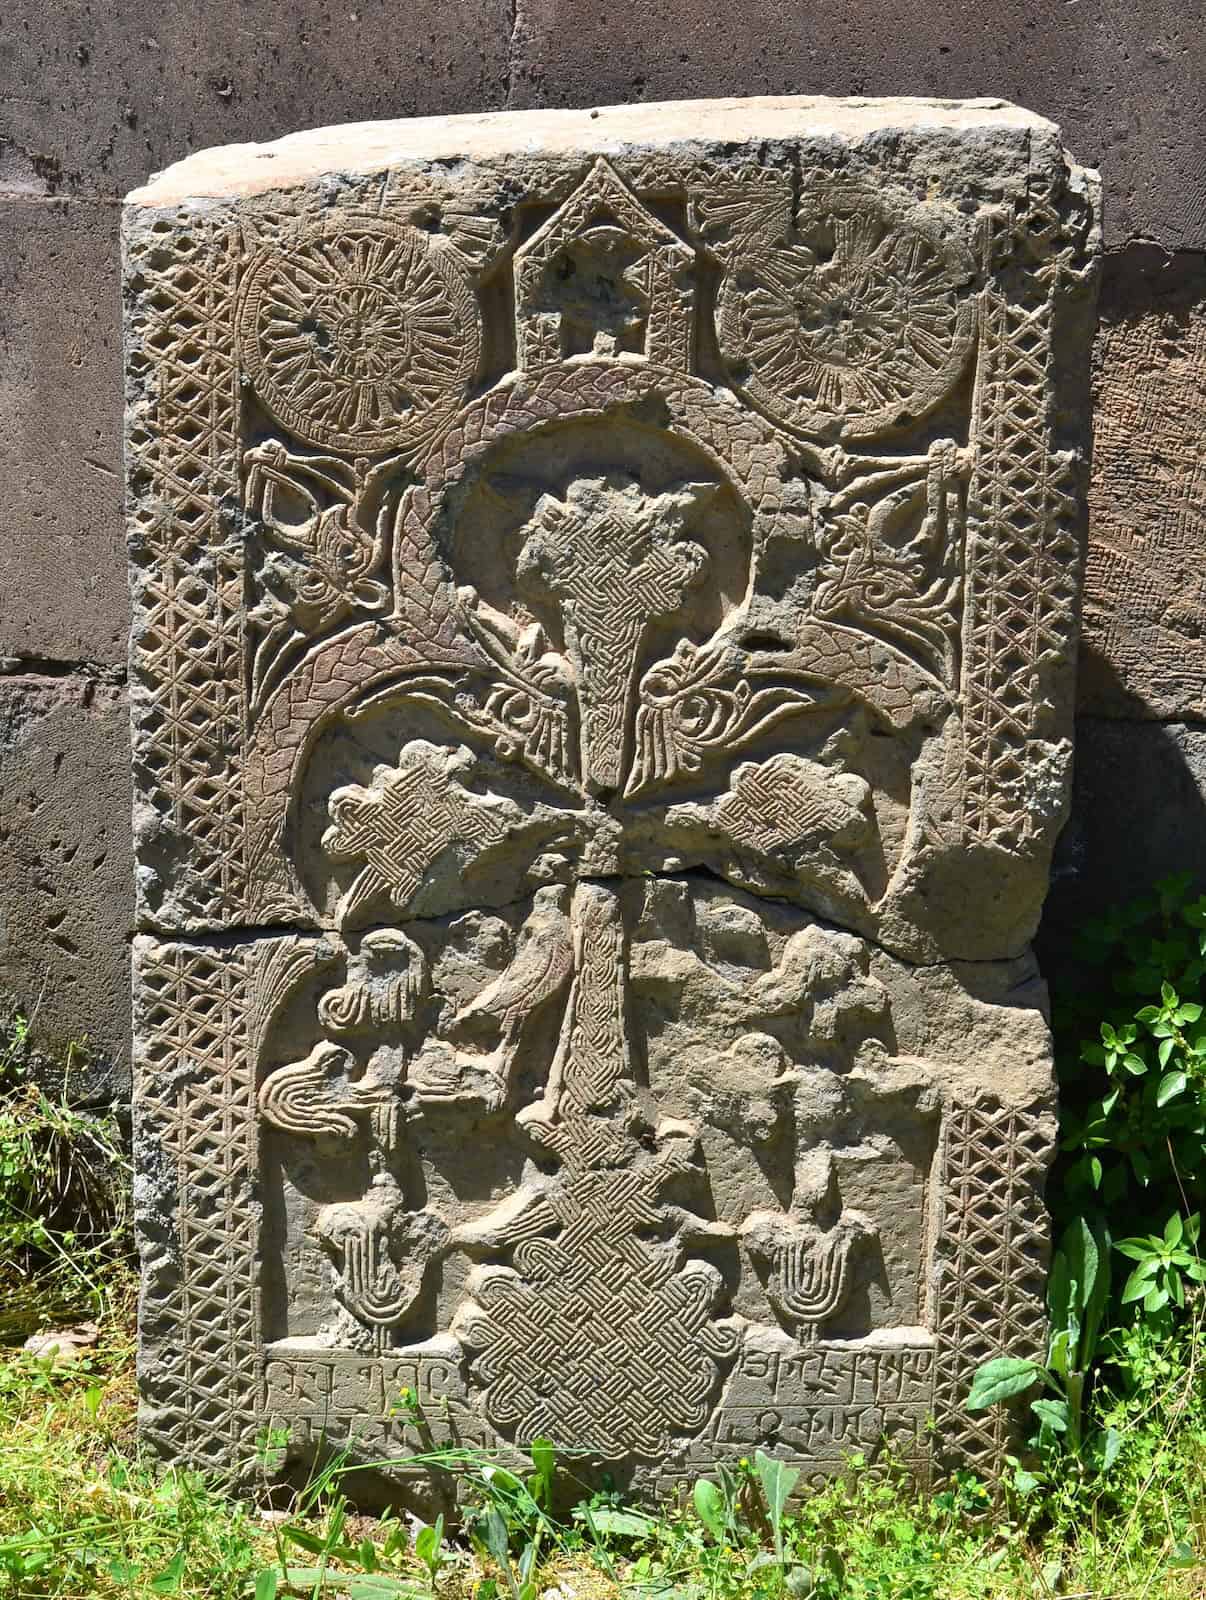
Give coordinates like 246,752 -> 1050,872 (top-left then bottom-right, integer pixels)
124,97 -> 1099,1499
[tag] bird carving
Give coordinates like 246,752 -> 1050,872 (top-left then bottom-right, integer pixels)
318,929 -> 427,1035
317,1177 -> 449,1353
258,1038 -> 401,1151
743,1207 -> 875,1344
452,884 -> 573,1049
258,1041 -> 360,1139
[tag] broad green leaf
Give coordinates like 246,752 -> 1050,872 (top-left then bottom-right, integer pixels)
1031,1398 -> 1068,1432
1060,1218 -> 1099,1309
149,1551 -> 186,1595
693,1477 -> 727,1542
1047,1244 -> 1072,1333
480,1505 -> 511,1566
1158,1037 -> 1176,1067
1165,1212 -> 1185,1247
1144,1284 -> 1170,1312
1115,1237 -> 1156,1261
1157,1071 -> 1188,1106
276,1572 -> 423,1598
254,1573 -> 279,1600
481,1463 -> 525,1495
1122,1052 -> 1148,1076
1047,1326 -> 1071,1379
1121,1262 -> 1160,1302
1072,1217 -> 1110,1364
1162,981 -> 1178,1008
754,1449 -> 799,1535
1176,1002 -> 1203,1023
965,1358 -> 1043,1411
415,1513 -> 443,1573
281,1525 -> 328,1557
1100,1427 -> 1123,1471
580,1507 -> 657,1538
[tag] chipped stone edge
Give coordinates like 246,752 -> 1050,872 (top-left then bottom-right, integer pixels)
127,94 -> 1064,207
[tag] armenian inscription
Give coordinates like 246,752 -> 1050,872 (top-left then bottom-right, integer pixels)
125,98 -> 1098,1495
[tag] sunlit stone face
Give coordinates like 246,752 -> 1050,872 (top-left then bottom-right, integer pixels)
124,96 -> 1098,1499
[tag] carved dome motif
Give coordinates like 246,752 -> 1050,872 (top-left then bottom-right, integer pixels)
238,217 -> 480,453
719,186 -> 976,441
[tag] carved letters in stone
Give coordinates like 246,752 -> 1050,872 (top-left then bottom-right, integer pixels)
126,99 -> 1098,1493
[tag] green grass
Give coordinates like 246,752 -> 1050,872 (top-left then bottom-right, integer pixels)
0,1011 -> 130,1343
0,1291 -> 1203,1600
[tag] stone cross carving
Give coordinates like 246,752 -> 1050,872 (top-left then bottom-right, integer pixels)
125,98 -> 1098,1500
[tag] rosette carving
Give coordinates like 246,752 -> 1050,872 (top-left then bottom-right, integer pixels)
719,183 -> 975,441
239,216 -> 480,453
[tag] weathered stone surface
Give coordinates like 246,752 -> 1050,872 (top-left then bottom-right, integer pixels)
0,671 -> 133,1103
1045,718 -> 1206,937
0,199 -> 126,665
507,3 -> 1206,251
125,98 -> 1097,1495
1080,250 -> 1206,721
0,0 -> 511,202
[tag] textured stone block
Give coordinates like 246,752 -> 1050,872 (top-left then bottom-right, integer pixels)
0,672 -> 133,1102
1045,718 -> 1206,938
1080,251 -> 1206,721
507,2 -> 1206,251
0,199 -> 126,665
125,98 -> 1098,1493
0,0 -> 511,204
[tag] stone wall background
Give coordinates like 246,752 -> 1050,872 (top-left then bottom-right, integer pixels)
1,0 -> 1204,1100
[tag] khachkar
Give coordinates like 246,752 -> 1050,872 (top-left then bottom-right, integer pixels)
124,98 -> 1098,1497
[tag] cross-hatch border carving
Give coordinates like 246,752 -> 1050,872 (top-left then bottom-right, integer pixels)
126,215 -> 250,924
134,940 -> 261,1475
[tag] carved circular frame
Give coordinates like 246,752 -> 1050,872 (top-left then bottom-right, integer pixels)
238,215 -> 482,455
718,184 -> 977,443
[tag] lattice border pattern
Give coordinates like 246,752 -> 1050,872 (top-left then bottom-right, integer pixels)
134,940 -> 262,1476
960,257 -> 1079,850
931,1101 -> 1053,1473
126,216 -> 249,923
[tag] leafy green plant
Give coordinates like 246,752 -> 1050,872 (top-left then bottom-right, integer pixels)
413,1515 -> 445,1592
1055,875 -> 1206,1283
1116,1211 -> 1206,1315
465,1443 -> 564,1600
0,1008 -> 132,1333
967,1216 -> 1116,1463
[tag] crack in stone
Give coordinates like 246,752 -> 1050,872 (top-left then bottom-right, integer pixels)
140,862 -> 1035,974
0,653 -> 126,683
